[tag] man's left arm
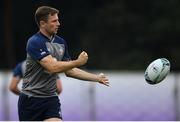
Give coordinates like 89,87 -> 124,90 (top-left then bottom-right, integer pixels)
9,76 -> 21,95
65,68 -> 109,86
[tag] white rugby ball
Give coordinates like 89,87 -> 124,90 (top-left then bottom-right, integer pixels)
145,58 -> 170,85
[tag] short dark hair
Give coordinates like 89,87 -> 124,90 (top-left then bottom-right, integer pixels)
35,6 -> 59,26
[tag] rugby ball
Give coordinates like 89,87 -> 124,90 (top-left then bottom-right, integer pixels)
145,58 -> 170,85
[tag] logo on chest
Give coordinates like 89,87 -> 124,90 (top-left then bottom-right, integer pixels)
46,43 -> 65,59
59,48 -> 64,55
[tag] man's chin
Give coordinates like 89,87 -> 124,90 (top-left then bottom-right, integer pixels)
51,32 -> 57,35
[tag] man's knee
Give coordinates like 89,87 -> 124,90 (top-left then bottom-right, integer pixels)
44,117 -> 62,121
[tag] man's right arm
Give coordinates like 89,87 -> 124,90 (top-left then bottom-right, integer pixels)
40,51 -> 88,73
9,77 -> 21,95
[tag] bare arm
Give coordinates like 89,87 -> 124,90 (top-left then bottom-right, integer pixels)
9,77 -> 21,95
40,51 -> 88,73
56,79 -> 62,95
65,68 -> 109,86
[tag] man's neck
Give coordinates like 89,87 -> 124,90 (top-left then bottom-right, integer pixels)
39,29 -> 52,40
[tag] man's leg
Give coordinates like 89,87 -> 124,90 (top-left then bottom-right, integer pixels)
44,117 -> 62,121
43,96 -> 62,121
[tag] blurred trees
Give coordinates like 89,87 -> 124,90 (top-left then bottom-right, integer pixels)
80,0 -> 180,70
1,0 -> 180,70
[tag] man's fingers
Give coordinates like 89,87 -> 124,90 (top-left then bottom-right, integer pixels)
99,73 -> 108,78
81,51 -> 88,57
103,82 -> 109,87
98,73 -> 109,86
99,80 -> 109,87
100,75 -> 108,81
104,81 -> 109,85
84,53 -> 88,57
99,73 -> 104,76
103,78 -> 108,81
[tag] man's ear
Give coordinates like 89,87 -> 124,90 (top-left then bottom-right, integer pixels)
40,21 -> 46,27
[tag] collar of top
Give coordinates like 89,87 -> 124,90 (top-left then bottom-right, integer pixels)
38,31 -> 55,42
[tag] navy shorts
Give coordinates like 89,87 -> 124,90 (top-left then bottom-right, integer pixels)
18,93 -> 62,121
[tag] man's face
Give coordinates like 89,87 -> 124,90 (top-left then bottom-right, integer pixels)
44,13 -> 60,35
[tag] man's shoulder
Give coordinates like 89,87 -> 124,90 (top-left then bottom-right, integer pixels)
28,33 -> 42,42
55,35 -> 65,41
27,33 -> 45,46
54,35 -> 66,44
13,61 -> 24,76
14,60 -> 25,70
14,62 -> 22,70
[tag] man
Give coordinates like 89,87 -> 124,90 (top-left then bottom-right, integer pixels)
18,6 -> 109,121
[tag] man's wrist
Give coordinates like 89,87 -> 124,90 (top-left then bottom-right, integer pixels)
96,75 -> 101,83
73,60 -> 81,67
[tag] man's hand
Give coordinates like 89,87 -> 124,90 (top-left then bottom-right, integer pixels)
98,73 -> 109,86
77,51 -> 88,66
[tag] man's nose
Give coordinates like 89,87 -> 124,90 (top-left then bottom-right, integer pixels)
57,21 -> 60,26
